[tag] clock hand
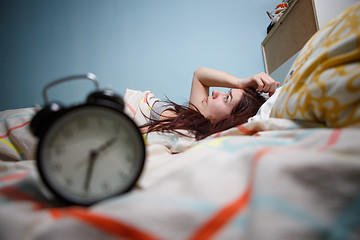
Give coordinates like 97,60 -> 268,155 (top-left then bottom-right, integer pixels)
83,137 -> 117,192
84,150 -> 97,192
95,136 -> 118,154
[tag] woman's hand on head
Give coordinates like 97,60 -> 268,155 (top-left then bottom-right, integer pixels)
190,67 -> 280,110
241,72 -> 280,97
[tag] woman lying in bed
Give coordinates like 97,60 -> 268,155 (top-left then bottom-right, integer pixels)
140,67 -> 279,140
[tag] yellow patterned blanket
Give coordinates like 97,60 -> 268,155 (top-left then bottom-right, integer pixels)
271,2 -> 360,127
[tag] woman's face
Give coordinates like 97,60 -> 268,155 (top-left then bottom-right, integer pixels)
199,89 -> 244,123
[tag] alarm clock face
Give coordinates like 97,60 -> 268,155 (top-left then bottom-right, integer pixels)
37,105 -> 145,205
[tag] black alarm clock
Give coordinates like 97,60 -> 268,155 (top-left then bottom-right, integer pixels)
30,73 -> 145,206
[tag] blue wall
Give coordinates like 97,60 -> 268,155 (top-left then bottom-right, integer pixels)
0,0 -> 278,110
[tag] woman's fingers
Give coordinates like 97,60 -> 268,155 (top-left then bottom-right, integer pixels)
268,84 -> 277,97
253,76 -> 264,92
248,72 -> 279,95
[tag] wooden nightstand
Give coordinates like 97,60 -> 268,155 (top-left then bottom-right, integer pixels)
262,0 -> 358,85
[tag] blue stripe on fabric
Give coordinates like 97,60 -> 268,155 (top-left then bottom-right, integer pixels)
217,193 -> 330,234
109,193 -> 250,229
148,127 -> 323,155
252,196 -> 328,233
328,193 -> 360,240
198,129 -> 318,153
0,113 -> 34,124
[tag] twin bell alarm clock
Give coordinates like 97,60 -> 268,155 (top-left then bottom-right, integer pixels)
30,73 -> 145,206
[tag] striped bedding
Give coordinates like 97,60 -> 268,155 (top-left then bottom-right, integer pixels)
0,107 -> 359,240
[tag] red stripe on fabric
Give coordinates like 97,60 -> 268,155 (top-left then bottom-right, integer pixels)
214,133 -> 221,138
50,207 -> 163,240
126,104 -> 136,117
252,147 -> 273,163
143,93 -> 150,105
0,186 -> 44,209
189,187 -> 251,240
0,121 -> 31,139
321,129 -> 342,150
0,186 -> 31,200
0,172 -> 29,181
236,125 -> 258,135
188,147 -> 273,240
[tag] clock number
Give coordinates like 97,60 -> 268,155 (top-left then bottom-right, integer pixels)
62,128 -> 74,139
102,182 -> 111,193
77,118 -> 88,130
50,162 -> 62,173
118,170 -> 128,182
55,144 -> 66,156
97,116 -> 104,127
125,138 -> 134,148
65,177 -> 73,187
126,154 -> 133,164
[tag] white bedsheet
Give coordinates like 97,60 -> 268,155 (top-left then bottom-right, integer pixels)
0,107 -> 359,239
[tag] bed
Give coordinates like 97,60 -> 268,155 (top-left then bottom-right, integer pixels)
1,3 -> 359,240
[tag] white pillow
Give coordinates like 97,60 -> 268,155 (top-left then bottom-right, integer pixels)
248,86 -> 282,122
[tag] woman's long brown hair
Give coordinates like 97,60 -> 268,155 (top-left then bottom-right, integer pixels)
142,87 -> 266,140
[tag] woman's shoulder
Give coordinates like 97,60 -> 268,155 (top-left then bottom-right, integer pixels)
159,109 -> 177,121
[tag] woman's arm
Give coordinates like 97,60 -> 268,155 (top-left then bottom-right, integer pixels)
189,66 -> 279,107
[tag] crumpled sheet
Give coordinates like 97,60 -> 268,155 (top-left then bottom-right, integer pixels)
0,107 -> 360,240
